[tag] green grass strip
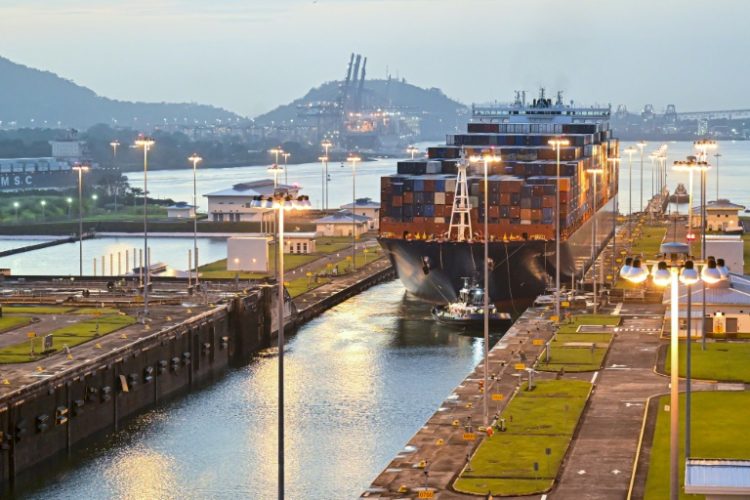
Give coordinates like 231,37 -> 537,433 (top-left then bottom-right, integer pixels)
453,379 -> 592,496
0,314 -> 135,364
0,316 -> 34,333
665,342 -> 750,383
644,392 -> 750,499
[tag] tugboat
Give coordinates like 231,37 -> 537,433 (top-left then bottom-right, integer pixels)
669,183 -> 689,203
431,278 -> 511,329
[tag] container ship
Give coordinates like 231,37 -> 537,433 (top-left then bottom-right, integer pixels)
377,90 -> 619,306
0,138 -> 106,192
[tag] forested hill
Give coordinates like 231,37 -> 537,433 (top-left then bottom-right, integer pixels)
0,56 -> 241,129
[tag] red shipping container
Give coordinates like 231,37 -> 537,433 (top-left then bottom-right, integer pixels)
404,192 -> 414,204
435,205 -> 445,217
392,195 -> 403,207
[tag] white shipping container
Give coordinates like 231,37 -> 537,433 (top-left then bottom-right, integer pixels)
426,161 -> 442,174
446,179 -> 457,192
434,217 -> 446,224
434,192 -> 446,204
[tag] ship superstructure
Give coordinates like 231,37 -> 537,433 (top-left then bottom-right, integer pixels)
378,90 -> 619,305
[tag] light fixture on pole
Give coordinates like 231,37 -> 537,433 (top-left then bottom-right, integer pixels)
269,147 -> 283,165
188,154 -> 202,287
110,140 -> 120,212
282,152 -> 290,185
713,152 -> 722,200
134,135 -> 155,321
636,141 -> 647,212
673,158 -> 710,250
268,164 -> 284,189
40,200 -> 46,220
66,197 -> 73,218
469,151 -> 501,428
318,155 -> 328,210
346,154 -> 361,271
622,245 -> 726,500
407,145 -> 419,159
623,146 -> 637,236
321,139 -> 332,210
13,201 -> 19,222
72,163 -> 90,276
586,167 -> 603,313
250,193 -> 311,500
607,157 -> 621,286
549,138 -> 570,324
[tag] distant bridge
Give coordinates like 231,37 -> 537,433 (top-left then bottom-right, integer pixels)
675,109 -> 750,120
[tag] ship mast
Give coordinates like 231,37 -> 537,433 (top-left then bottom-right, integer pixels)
447,151 -> 472,241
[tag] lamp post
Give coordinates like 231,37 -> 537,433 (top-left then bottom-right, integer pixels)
623,146 -> 637,236
549,138 -> 570,323
110,140 -> 120,212
189,154 -> 202,286
621,248 -> 724,500
469,151 -> 501,428
40,200 -> 46,220
91,194 -> 98,213
134,135 -> 155,321
318,155 -> 328,210
269,164 -> 284,189
282,152 -> 290,185
607,157 -> 621,286
586,167 -> 603,313
636,141 -> 647,212
72,163 -> 89,276
13,201 -> 19,222
269,147 -> 283,165
713,153 -> 722,200
407,145 -> 419,160
66,197 -> 73,218
321,139 -> 332,210
250,193 -> 311,500
347,154 -> 361,271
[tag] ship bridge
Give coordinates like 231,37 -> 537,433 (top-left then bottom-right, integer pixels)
472,89 -> 610,124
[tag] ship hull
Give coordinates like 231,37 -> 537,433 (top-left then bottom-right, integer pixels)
0,169 -> 107,192
379,198 -> 616,306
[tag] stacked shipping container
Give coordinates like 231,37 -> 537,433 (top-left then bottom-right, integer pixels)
380,121 -> 618,241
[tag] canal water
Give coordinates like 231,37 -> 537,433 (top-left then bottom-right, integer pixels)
13,280 -> 487,500
1,236 -> 228,276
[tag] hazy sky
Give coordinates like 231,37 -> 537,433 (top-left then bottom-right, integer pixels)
1,0 -> 747,117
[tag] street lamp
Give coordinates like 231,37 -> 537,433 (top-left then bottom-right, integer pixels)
586,167 -> 604,313
347,154 -> 361,271
321,139 -> 332,210
621,247 -> 724,500
110,140 -> 120,212
40,200 -> 46,220
189,154 -> 202,287
623,146 -> 637,236
673,159 -> 710,249
318,155 -> 328,210
134,135 -> 155,321
407,145 -> 419,159
66,197 -> 73,218
282,152 -> 290,185
469,151 -> 501,428
250,193 -> 311,500
607,157 -> 621,286
549,138 -> 570,324
636,141 -> 647,212
13,201 -> 19,222
268,164 -> 284,189
72,163 -> 90,276
713,152 -> 722,200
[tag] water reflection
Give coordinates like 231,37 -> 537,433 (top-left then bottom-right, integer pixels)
16,280 -> 484,500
